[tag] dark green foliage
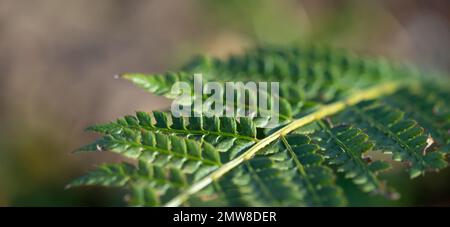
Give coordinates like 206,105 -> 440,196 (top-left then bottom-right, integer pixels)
70,45 -> 450,206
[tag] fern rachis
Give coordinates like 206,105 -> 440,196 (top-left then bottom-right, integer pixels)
69,46 -> 450,207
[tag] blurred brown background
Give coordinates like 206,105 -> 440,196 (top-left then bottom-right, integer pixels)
0,0 -> 449,206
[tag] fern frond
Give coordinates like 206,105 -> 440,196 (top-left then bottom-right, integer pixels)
68,161 -> 194,206
71,45 -> 450,207
121,72 -> 192,98
201,135 -> 346,207
85,111 -> 258,160
121,46 -> 400,120
386,87 -> 450,147
279,134 -> 346,206
340,100 -> 448,178
316,123 -> 396,198
67,163 -> 134,188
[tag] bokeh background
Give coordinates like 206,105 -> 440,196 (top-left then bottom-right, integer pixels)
0,0 -> 449,206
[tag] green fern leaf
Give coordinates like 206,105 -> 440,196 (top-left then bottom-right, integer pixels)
70,45 -> 450,207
